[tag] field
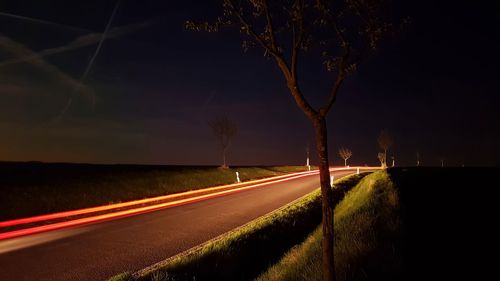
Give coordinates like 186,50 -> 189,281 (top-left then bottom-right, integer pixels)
0,162 -> 311,220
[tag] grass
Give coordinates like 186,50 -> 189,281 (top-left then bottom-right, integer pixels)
255,170 -> 401,281
108,273 -> 133,281
109,172 -> 369,281
0,162 -> 313,220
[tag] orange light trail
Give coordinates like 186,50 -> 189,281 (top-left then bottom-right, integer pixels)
0,167 -> 379,241
0,170 -> 318,228
0,171 -> 320,240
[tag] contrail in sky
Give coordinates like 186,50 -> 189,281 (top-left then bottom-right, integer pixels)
76,0 -> 121,92
55,0 -> 121,121
0,11 -> 90,32
0,35 -> 93,100
0,21 -> 150,68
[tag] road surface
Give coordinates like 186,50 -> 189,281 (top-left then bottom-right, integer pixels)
0,170 -> 356,281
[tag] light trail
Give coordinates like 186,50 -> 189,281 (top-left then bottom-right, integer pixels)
0,170 -> 318,228
0,166 -> 379,241
0,171 -> 320,240
0,228 -> 92,255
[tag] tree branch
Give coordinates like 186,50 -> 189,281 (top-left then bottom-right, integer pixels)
225,0 -> 281,59
262,0 -> 277,52
291,0 -> 304,81
319,48 -> 349,117
314,0 -> 351,117
226,0 -> 317,120
279,0 -> 318,121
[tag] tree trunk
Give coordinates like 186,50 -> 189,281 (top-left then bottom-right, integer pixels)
383,148 -> 387,168
344,158 -> 347,167
313,117 -> 335,281
222,147 -> 227,168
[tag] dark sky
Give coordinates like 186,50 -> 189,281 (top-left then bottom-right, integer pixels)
0,0 -> 499,166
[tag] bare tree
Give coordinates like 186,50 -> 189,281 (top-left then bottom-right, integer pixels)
187,1 -> 397,279
378,129 -> 393,168
209,115 -> 238,168
377,152 -> 386,167
338,147 -> 352,167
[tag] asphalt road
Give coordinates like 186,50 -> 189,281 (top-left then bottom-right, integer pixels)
0,170 -> 355,281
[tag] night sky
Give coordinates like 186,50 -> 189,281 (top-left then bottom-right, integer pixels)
0,0 -> 499,166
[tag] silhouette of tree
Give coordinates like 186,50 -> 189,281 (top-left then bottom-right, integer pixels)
377,152 -> 386,167
209,115 -> 238,168
187,1 -> 400,279
378,129 -> 393,168
338,147 -> 352,166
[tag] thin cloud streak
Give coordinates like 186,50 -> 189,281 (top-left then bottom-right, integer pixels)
0,20 -> 150,68
56,0 -> 121,122
0,35 -> 93,101
0,11 -> 90,33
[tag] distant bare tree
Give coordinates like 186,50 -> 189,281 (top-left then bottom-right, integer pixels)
209,115 -> 238,168
378,130 -> 393,168
338,147 -> 352,167
377,152 -> 386,167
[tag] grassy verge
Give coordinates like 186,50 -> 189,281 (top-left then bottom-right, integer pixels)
0,162 -> 314,221
109,173 -> 369,281
255,170 -> 401,281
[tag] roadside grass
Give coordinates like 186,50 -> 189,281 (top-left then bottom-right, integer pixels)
255,170 -> 401,281
109,172 -> 369,281
108,273 -> 133,281
0,162 -> 313,221
262,166 -> 315,173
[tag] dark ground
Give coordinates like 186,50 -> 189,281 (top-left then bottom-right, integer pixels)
388,167 -> 497,280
